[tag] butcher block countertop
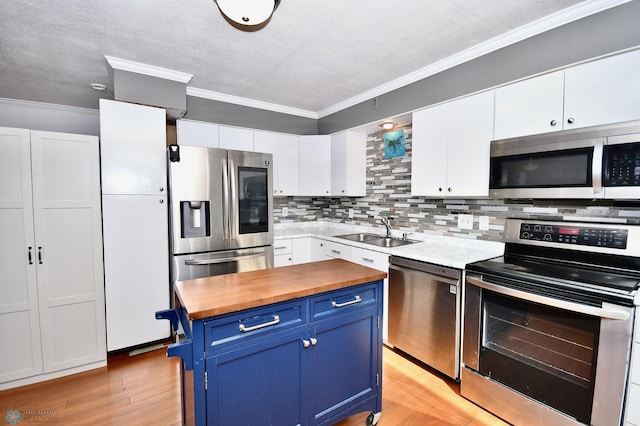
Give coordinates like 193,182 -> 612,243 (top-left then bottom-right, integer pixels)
175,259 -> 387,320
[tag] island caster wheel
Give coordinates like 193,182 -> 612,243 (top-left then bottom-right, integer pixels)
366,411 -> 381,426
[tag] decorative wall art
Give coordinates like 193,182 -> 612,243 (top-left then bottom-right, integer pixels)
383,129 -> 405,158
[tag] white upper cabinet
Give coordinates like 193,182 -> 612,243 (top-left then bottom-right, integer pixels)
412,91 -> 495,197
564,49 -> 640,130
494,71 -> 565,140
331,131 -> 366,196
99,99 -> 167,195
219,126 -> 253,151
495,49 -> 640,140
276,133 -> 300,196
298,135 -> 331,196
176,119 -> 219,148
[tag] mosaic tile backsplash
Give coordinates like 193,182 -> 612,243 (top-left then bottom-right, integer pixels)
274,125 -> 640,242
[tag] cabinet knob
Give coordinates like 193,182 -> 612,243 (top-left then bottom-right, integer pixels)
302,339 -> 310,348
438,187 -> 443,192
447,187 -> 452,192
550,120 -> 557,126
159,187 -> 164,192
567,117 -> 575,124
159,199 -> 164,204
310,337 -> 318,346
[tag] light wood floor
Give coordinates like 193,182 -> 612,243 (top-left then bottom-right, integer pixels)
0,345 -> 508,425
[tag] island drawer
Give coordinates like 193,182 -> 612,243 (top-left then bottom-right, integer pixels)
310,282 -> 380,322
204,300 -> 306,353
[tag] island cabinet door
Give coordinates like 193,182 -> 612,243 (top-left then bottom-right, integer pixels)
309,308 -> 381,426
205,329 -> 305,426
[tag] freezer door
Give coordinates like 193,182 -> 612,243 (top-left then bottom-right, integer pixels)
171,246 -> 274,283
228,150 -> 274,249
169,146 -> 227,254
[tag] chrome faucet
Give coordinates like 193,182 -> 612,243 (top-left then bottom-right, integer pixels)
380,216 -> 392,238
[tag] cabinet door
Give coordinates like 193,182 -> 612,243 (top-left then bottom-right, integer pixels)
494,71 -> 565,139
253,131 -> 279,194
99,99 -> 167,195
103,194 -> 170,351
331,131 -> 366,196
275,134 -> 299,196
310,309 -> 380,425
292,237 -> 312,265
445,90 -> 494,197
206,330 -> 305,426
0,127 -> 43,383
564,49 -> 640,130
218,126 -> 253,151
176,119 -> 219,148
30,131 -> 106,372
411,103 -> 449,196
299,135 -> 331,196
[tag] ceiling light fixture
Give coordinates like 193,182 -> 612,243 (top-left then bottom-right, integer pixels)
90,83 -> 107,91
379,120 -> 395,130
213,0 -> 281,32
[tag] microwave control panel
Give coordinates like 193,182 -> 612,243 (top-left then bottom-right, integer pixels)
519,222 -> 628,249
604,142 -> 640,186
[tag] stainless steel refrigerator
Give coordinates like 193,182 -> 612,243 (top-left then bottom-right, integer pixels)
168,145 -> 274,284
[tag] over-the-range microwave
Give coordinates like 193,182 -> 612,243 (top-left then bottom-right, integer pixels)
489,120 -> 640,199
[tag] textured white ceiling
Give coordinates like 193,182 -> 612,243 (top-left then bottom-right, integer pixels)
0,0 -> 617,117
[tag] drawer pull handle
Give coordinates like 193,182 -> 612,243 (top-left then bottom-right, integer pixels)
332,295 -> 362,308
239,315 -> 280,332
331,249 -> 341,254
362,257 -> 374,263
274,246 -> 287,250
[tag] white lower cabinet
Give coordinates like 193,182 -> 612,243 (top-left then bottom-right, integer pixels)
273,239 -> 294,267
349,247 -> 390,342
0,127 -> 106,389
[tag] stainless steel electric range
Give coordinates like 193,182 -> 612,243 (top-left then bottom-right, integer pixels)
463,218 -> 640,426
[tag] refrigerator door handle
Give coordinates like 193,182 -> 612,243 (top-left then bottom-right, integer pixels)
228,157 -> 238,246
222,157 -> 230,244
184,253 -> 264,265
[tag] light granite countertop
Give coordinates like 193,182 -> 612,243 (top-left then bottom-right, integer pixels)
274,221 -> 505,270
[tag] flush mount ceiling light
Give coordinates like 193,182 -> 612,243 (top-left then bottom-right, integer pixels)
379,120 -> 395,130
213,0 -> 281,32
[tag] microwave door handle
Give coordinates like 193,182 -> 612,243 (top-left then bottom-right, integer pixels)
466,274 -> 629,320
184,253 -> 264,265
592,139 -> 604,194
222,157 -> 230,244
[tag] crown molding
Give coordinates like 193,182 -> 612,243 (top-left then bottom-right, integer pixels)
186,87 -> 318,119
105,55 -> 193,83
317,0 -> 631,118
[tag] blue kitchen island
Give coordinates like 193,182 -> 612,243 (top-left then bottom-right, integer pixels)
157,259 -> 386,426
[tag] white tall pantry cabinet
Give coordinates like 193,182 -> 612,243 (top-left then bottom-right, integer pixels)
0,127 -> 106,390
100,99 -> 170,352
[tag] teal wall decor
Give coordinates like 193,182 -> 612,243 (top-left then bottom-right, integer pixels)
383,129 -> 405,158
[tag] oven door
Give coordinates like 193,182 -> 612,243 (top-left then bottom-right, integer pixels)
462,273 -> 634,426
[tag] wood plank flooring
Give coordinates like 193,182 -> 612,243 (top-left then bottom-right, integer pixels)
0,345 -> 508,425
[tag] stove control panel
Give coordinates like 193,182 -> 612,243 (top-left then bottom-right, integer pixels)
519,222 -> 628,249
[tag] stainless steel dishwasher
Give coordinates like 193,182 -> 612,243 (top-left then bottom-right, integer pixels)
388,256 -> 462,380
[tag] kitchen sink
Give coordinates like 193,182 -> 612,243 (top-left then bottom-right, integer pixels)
335,233 -> 382,242
335,233 -> 418,248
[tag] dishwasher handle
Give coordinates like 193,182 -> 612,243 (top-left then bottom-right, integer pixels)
389,263 -> 460,286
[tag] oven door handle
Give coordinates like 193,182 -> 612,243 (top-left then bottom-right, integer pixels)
466,274 -> 630,320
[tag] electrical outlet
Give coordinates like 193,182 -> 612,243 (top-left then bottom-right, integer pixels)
348,208 -> 354,219
479,216 -> 490,231
282,207 -> 288,217
457,214 -> 473,230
